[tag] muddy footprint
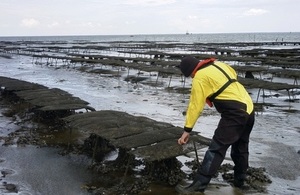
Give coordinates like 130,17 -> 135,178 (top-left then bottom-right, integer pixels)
1,168 -> 15,177
2,182 -> 18,193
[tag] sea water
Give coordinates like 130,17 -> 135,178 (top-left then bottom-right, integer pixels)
1,32 -> 300,43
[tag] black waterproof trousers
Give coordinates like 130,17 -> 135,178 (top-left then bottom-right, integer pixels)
198,100 -> 255,178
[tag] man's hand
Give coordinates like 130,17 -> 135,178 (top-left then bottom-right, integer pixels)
178,131 -> 190,145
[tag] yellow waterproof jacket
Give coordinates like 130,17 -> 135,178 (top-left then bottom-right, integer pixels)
184,61 -> 254,131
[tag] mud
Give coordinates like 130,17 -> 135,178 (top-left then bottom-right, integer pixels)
0,92 -> 273,195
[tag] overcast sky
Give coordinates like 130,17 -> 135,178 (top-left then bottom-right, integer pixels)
1,0 -> 299,36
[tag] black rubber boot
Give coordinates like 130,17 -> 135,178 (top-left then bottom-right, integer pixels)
233,173 -> 246,187
175,139 -> 220,194
175,175 -> 211,194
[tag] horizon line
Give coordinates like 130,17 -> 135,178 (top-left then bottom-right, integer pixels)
0,31 -> 299,38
